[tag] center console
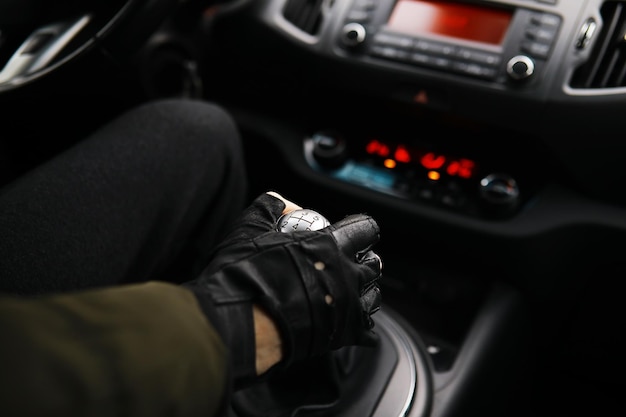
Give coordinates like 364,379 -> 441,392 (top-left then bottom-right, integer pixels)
234,0 -> 618,217
225,281 -> 529,417
229,307 -> 434,417
202,2 -> 626,415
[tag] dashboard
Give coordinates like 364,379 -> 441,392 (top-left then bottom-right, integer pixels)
198,0 -> 626,291
212,0 -> 626,213
1,1 -> 625,415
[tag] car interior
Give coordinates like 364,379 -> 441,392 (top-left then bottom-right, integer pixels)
1,0 -> 625,416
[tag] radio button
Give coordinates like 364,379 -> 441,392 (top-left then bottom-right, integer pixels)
456,48 -> 502,67
373,32 -> 414,49
346,10 -> 371,23
414,39 -> 456,57
371,45 -> 410,61
525,27 -> 557,43
353,0 -> 376,10
529,12 -> 561,28
410,53 -> 452,70
451,62 -> 498,80
520,41 -> 551,59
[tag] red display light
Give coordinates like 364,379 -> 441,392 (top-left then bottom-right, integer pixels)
421,152 -> 446,169
366,139 -> 391,157
364,139 -> 477,179
394,145 -> 412,163
446,158 -> 475,179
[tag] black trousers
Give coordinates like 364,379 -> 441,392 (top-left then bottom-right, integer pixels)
0,99 -> 248,295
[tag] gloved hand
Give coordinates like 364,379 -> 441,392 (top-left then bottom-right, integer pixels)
184,192 -> 382,389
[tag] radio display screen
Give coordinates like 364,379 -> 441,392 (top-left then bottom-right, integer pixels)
387,0 -> 513,45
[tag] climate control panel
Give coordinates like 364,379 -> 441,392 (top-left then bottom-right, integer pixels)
304,130 -> 525,219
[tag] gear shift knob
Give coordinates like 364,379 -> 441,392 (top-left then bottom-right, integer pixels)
276,209 -> 330,233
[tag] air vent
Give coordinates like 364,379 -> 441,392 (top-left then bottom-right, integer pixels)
282,0 -> 325,35
571,1 -> 626,88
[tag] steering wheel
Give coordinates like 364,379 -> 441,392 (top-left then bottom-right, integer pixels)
0,0 -> 180,93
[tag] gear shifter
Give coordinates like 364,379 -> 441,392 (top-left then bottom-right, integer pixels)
277,208 -> 382,330
230,207 -> 429,417
228,208 -> 383,416
276,209 -> 330,233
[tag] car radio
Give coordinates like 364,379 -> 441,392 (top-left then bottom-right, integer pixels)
334,0 -> 562,85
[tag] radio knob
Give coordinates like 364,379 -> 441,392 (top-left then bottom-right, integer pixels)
506,55 -> 535,81
341,23 -> 366,47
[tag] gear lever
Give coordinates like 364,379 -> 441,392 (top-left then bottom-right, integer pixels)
278,208 -> 382,327
230,208 -> 384,417
276,209 -> 330,233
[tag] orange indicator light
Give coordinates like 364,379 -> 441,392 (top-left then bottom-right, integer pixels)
384,159 -> 397,168
427,171 -> 441,181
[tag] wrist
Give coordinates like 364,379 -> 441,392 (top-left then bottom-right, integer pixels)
253,304 -> 283,375
183,281 -> 257,387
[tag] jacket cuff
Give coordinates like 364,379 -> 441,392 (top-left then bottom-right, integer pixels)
182,281 -> 257,390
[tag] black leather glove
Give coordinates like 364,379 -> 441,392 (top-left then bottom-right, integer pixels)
184,193 -> 382,388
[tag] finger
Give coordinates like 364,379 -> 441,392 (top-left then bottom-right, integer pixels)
359,250 -> 383,279
223,193 -> 287,241
266,191 -> 302,214
360,284 -> 382,329
329,214 -> 380,258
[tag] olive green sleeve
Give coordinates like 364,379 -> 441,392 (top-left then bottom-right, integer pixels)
0,281 -> 229,417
